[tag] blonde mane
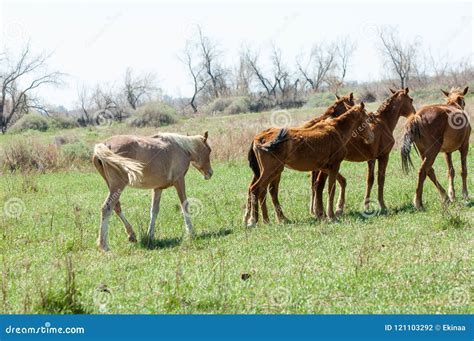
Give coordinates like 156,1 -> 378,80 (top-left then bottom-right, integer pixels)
159,133 -> 203,156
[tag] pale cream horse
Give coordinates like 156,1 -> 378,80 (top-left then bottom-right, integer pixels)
92,132 -> 213,251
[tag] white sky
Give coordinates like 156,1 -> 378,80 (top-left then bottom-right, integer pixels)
0,0 -> 472,109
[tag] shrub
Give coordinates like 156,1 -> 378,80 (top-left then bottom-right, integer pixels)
360,91 -> 377,103
60,142 -> 91,164
206,96 -> 250,115
50,114 -> 78,129
224,97 -> 250,115
304,92 -> 336,109
10,113 -> 49,133
127,101 -> 177,128
1,139 -> 59,172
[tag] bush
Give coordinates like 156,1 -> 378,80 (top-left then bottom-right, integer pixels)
224,97 -> 250,115
205,96 -> 250,115
127,102 -> 177,128
60,142 -> 91,164
1,139 -> 59,172
50,114 -> 78,129
10,113 -> 50,133
304,92 -> 336,109
360,91 -> 377,103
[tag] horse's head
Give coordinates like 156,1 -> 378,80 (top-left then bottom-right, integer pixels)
349,102 -> 375,144
389,87 -> 416,117
442,86 -> 468,109
191,131 -> 213,180
333,92 -> 355,116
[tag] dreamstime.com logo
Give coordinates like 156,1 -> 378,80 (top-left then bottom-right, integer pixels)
3,197 -> 26,218
4,322 -> 85,335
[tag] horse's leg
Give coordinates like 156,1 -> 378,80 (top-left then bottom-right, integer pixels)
376,154 -> 389,212
268,174 -> 288,223
335,173 -> 347,216
243,175 -> 257,224
174,177 -> 194,237
414,145 -> 441,210
114,201 -> 136,243
310,171 -> 318,215
445,152 -> 455,201
460,142 -> 469,200
147,188 -> 162,239
314,171 -> 328,218
326,168 -> 339,220
259,186 -> 270,224
98,186 -> 124,251
364,160 -> 376,210
426,167 -> 449,204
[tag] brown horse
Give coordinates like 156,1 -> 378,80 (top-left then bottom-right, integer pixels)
92,132 -> 213,251
313,88 -> 416,216
243,93 -> 355,224
401,86 -> 470,209
245,103 -> 374,227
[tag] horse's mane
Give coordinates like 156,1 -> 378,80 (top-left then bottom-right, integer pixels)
152,133 -> 203,155
375,93 -> 397,116
302,99 -> 343,126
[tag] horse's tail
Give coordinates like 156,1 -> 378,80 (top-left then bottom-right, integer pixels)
247,141 -> 260,178
256,128 -> 288,152
401,115 -> 421,174
93,143 -> 144,186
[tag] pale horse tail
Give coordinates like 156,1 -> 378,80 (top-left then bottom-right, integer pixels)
93,143 -> 144,186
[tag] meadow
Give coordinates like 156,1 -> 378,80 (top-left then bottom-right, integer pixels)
0,97 -> 472,314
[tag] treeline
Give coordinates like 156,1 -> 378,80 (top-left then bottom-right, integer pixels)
0,26 -> 472,133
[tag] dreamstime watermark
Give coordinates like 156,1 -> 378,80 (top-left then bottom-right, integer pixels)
5,321 -> 85,335
2,19 -> 28,43
270,110 -> 292,128
269,287 -> 292,307
359,21 -> 378,42
94,109 -> 115,130
448,111 -> 470,130
91,286 -> 114,313
3,198 -> 26,218
361,199 -> 380,218
183,198 -> 204,218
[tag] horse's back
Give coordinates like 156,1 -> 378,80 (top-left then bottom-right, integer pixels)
416,105 -> 470,152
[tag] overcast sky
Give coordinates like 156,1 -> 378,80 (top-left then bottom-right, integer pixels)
1,0 -> 472,109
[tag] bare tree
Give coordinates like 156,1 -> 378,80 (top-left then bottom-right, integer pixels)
244,47 -> 277,97
0,44 -> 62,133
378,27 -> 419,88
77,85 -> 92,125
91,84 -> 127,122
297,43 -> 337,92
123,67 -> 156,109
196,26 -> 228,99
333,37 -> 356,91
181,43 -> 209,113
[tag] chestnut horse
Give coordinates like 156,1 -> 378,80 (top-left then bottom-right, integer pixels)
246,103 -> 374,227
401,87 -> 470,209
312,88 -> 416,216
243,93 -> 355,224
92,132 -> 213,251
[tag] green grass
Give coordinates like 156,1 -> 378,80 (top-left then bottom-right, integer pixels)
0,149 -> 472,314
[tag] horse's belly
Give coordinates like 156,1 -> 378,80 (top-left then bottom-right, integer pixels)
441,126 -> 469,153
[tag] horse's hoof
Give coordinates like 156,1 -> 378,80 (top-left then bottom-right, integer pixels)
98,244 -> 110,252
128,234 -> 137,243
246,219 -> 257,228
335,209 -> 343,216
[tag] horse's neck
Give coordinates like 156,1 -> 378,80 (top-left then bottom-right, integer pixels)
304,105 -> 338,127
378,99 -> 402,131
332,113 -> 359,144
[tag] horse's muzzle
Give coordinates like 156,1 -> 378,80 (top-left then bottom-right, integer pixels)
204,169 -> 213,180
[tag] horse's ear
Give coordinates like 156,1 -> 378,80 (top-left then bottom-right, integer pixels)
389,88 -> 396,94
404,87 -> 409,94
349,92 -> 354,101
441,89 -> 450,97
203,131 -> 208,142
335,94 -> 340,100
463,86 -> 469,95
360,102 -> 365,110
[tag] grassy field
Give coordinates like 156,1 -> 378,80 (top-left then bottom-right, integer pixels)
0,149 -> 472,314
0,93 -> 473,314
